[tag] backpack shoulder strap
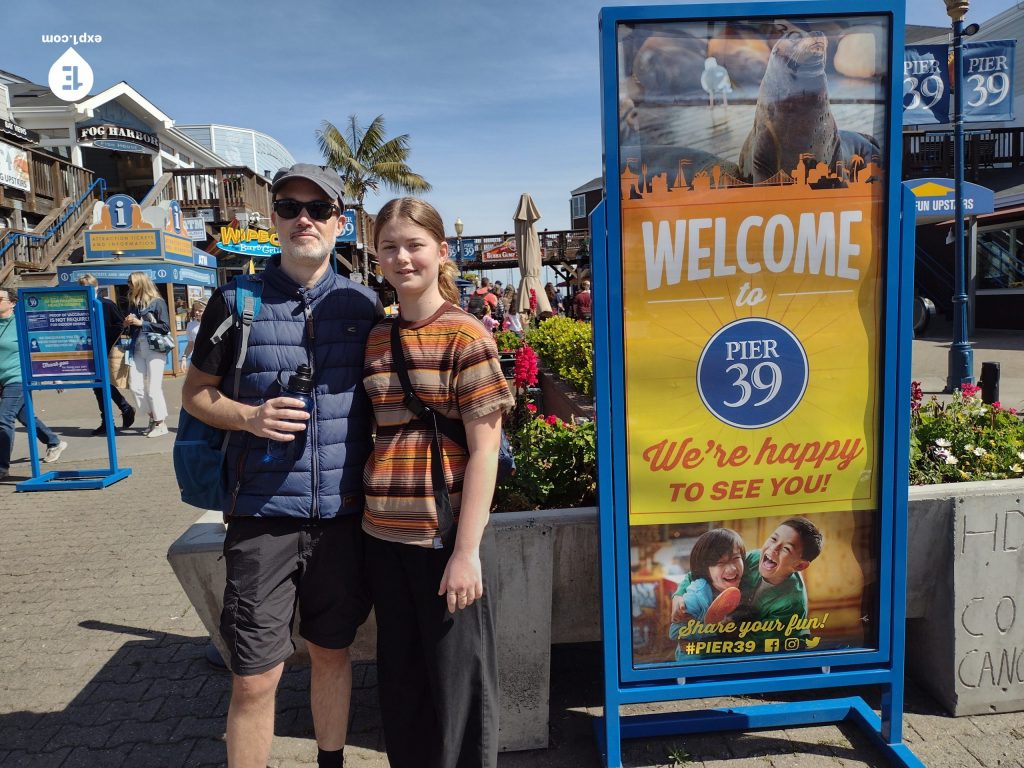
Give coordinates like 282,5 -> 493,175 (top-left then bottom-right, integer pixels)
211,275 -> 264,455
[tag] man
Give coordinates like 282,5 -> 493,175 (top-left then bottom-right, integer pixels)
77,274 -> 135,434
467,276 -> 498,318
572,279 -> 593,321
182,164 -> 382,768
0,285 -> 68,481
671,517 -> 823,650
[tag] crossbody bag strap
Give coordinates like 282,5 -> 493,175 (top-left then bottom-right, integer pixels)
390,320 -> 457,549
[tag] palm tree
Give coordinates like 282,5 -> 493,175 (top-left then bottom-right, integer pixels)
316,114 -> 431,207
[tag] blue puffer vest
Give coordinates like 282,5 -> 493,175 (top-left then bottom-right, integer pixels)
220,258 -> 380,520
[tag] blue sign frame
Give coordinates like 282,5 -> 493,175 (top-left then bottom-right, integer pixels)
593,2 -> 920,765
14,286 -> 132,491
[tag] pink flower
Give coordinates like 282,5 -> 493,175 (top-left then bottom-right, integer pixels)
960,382 -> 981,398
513,344 -> 539,388
993,401 -> 1002,410
910,380 -> 923,412
529,289 -> 538,313
546,414 -> 558,426
526,403 -> 537,413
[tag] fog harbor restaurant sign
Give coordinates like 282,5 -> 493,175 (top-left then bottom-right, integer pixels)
77,124 -> 160,153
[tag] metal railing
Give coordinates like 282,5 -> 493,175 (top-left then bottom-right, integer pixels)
903,127 -> 1024,179
914,244 -> 953,316
0,178 -> 107,281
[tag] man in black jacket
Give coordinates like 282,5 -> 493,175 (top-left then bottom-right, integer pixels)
77,275 -> 135,434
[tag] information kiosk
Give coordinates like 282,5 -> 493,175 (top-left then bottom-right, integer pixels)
592,1 -> 922,765
14,285 -> 131,490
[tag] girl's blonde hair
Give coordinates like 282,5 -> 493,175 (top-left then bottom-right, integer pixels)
127,271 -> 160,308
374,197 -> 459,305
189,300 -> 207,320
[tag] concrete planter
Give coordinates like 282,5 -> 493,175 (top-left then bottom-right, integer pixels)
167,506 -> 599,753
536,363 -> 594,423
168,478 -> 1024,752
905,478 -> 1024,716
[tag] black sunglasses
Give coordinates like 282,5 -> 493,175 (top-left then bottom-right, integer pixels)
273,199 -> 339,221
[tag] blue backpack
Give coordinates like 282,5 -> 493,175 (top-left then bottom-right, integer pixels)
172,275 -> 262,510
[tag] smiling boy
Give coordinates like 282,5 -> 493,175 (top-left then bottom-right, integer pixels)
669,516 -> 823,655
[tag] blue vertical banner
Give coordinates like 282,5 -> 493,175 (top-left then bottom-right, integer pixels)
903,45 -> 950,125
963,39 -> 1015,123
335,209 -> 358,243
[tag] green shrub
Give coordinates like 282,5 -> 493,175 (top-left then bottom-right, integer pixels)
495,409 -> 596,511
493,330 -> 522,353
910,381 -> 1024,485
525,316 -> 594,397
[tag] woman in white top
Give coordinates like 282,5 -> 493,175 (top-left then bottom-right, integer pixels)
180,301 -> 206,370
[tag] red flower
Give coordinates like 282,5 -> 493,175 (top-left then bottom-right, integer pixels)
526,403 -> 537,413
529,289 -> 538,313
960,382 -> 981,398
993,401 -> 1002,410
546,414 -> 558,426
513,344 -> 539,388
910,380 -> 923,412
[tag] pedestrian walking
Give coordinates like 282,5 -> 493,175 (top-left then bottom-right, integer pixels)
182,163 -> 382,768
124,272 -> 170,438
180,300 -> 206,371
0,285 -> 67,481
76,274 -> 136,434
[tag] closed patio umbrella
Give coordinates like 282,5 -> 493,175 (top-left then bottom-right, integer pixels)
514,193 -> 551,316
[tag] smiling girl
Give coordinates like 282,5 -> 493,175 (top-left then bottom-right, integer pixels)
668,527 -> 746,659
361,198 -> 513,768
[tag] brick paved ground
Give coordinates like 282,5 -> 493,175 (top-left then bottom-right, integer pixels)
0,343 -> 1022,766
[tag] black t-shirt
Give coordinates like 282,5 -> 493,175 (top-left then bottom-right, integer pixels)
99,297 -> 125,351
188,290 -> 236,378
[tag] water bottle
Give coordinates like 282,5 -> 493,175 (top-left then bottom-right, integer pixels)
264,364 -> 314,462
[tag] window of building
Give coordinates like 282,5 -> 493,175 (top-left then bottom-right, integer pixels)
571,194 -> 586,220
978,226 -> 1024,291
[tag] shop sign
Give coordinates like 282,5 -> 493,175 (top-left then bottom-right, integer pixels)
93,139 -> 147,153
482,238 -> 516,262
77,123 -> 160,151
217,224 -> 281,257
0,139 -> 31,192
905,177 -> 994,220
57,263 -> 218,288
0,119 -> 40,144
184,217 -> 207,241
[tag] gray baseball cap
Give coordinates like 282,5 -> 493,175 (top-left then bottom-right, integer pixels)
271,164 -> 344,204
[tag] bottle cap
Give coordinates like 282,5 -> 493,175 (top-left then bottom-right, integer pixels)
287,363 -> 314,395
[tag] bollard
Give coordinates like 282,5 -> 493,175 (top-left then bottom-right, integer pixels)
979,361 -> 1000,404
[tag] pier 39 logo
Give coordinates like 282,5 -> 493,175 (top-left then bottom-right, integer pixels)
697,317 -> 808,429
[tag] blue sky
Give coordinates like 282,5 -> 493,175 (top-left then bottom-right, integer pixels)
4,0 -> 1016,238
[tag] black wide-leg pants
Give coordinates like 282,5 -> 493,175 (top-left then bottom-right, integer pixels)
366,527 -> 498,768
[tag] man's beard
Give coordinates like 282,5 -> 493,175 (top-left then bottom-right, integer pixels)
283,235 -> 331,265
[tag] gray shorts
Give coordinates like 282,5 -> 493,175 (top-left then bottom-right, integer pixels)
220,514 -> 370,676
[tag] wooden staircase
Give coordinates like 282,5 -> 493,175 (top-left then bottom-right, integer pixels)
0,177 -> 106,284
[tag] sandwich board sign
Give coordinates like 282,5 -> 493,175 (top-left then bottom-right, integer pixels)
14,285 -> 131,490
592,1 -> 921,765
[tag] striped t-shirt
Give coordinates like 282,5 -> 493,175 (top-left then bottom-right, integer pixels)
362,302 -> 514,546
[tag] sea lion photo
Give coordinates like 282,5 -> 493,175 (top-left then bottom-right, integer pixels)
738,29 -> 880,183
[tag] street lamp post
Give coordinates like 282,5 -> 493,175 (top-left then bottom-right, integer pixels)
944,0 -> 974,391
454,217 -> 464,273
